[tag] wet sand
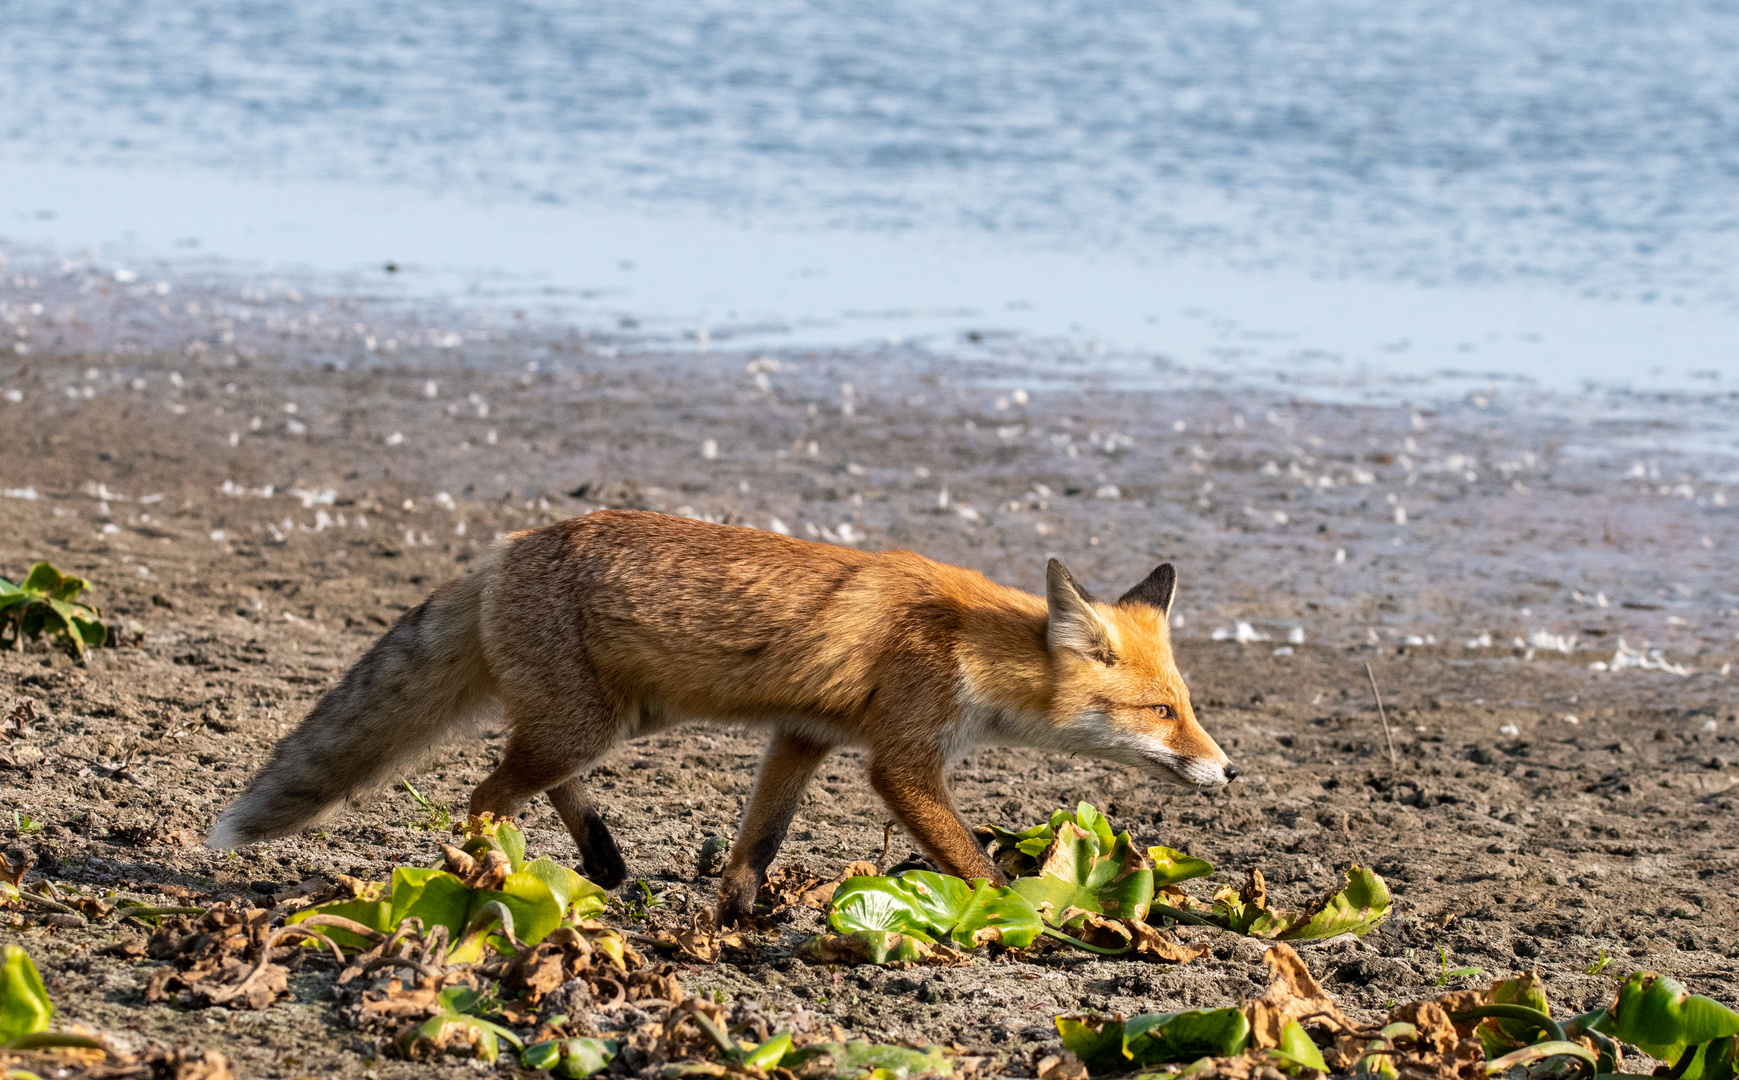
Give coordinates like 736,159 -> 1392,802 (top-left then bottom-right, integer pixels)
2,263 -> 1737,1077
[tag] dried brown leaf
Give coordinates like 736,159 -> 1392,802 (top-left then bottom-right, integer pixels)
1389,1002 -> 1460,1057
1124,917 -> 1210,964
1036,1051 -> 1090,1080
799,860 -> 879,910
140,903 -> 291,1010
1188,1056 -> 1295,1080
1248,942 -> 1356,1050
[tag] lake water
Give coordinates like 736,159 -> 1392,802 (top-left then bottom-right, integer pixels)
2,0 -> 1737,397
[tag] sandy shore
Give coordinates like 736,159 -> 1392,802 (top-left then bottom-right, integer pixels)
2,260 -> 1737,1077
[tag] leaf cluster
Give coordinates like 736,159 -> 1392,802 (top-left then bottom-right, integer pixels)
519,1034 -> 617,1078
665,1016 -> 953,1080
1057,943 -> 1340,1078
811,802 -> 1391,968
400,984 -> 526,1063
288,816 -> 608,963
0,564 -> 108,658
1432,971 -> 1739,1080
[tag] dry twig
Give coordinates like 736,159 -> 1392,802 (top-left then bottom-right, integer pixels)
1365,661 -> 1399,771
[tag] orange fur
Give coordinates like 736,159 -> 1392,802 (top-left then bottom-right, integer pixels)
208,510 -> 1235,924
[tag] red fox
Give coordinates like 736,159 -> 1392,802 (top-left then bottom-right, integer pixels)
207,510 -> 1236,924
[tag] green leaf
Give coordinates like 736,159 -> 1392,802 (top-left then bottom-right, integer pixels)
1013,821 -> 1154,927
825,871 -> 1042,955
828,872 -> 974,939
1269,1018 -> 1328,1074
1483,1041 -> 1598,1075
558,1037 -> 618,1078
521,857 -> 607,920
949,879 -> 1044,949
983,821 -> 1055,877
743,1031 -> 794,1070
983,801 -> 1130,879
0,946 -> 54,1044
388,867 -> 477,941
1209,880 -> 1264,936
1123,1010 -> 1251,1065
472,870 -> 564,950
1057,1015 -> 1132,1071
568,881 -> 609,921
1591,972 -> 1739,1064
1072,801 -> 1118,853
1146,846 -> 1215,889
523,1039 -> 563,1070
287,898 -> 392,951
1058,1010 -> 1250,1071
522,1037 -> 617,1077
1276,866 -> 1392,940
496,822 -> 527,871
43,600 -> 87,654
1201,866 -> 1392,941
19,564 -> 64,599
1681,1035 -> 1738,1080
399,986 -> 523,1063
295,863 -> 573,964
1478,974 -> 1552,1057
1355,1051 -> 1397,1080
780,1040 -> 952,1079
462,818 -> 526,871
47,574 -> 89,604
799,931 -> 935,965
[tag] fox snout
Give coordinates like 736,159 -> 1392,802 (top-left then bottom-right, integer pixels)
1150,723 -> 1239,788
1157,752 -> 1239,788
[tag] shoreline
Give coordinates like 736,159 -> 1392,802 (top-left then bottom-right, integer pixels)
2,250 -> 1735,662
6,166 -> 1739,400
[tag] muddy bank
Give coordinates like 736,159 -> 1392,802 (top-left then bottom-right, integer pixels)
1,265 -> 1737,1077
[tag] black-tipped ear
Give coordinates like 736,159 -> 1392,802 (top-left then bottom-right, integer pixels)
1046,559 -> 1116,664
1118,562 -> 1177,615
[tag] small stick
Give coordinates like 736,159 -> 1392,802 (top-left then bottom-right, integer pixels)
12,890 -> 83,919
1366,662 -> 1399,771
877,821 -> 896,873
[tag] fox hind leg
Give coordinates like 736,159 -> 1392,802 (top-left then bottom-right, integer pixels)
717,728 -> 833,927
469,695 -> 625,885
548,778 -> 627,888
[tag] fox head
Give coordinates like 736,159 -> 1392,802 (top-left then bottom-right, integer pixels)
1042,559 -> 1238,788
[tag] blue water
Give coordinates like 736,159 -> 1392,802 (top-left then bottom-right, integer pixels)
2,0 -> 1737,388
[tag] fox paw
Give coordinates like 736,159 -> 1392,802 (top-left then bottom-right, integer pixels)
714,877 -> 757,928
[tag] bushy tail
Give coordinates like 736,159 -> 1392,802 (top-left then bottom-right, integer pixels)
205,560 -> 497,849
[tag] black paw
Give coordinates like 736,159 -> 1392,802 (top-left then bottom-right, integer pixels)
714,878 -> 757,928
582,845 -> 628,890
578,810 -> 628,888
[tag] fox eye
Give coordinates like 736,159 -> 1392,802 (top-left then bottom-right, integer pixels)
1148,704 -> 1173,719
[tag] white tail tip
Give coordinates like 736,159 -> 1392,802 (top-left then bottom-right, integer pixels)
202,819 -> 248,851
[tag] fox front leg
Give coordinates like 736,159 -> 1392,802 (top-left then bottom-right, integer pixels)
716,729 -> 834,927
867,753 -> 1004,886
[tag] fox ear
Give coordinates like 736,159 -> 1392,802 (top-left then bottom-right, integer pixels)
1046,559 -> 1116,664
1118,563 -> 1177,615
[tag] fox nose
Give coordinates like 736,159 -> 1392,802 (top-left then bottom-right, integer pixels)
1223,762 -> 1241,782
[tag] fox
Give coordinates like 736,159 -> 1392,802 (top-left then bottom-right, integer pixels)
206,509 -> 1236,925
